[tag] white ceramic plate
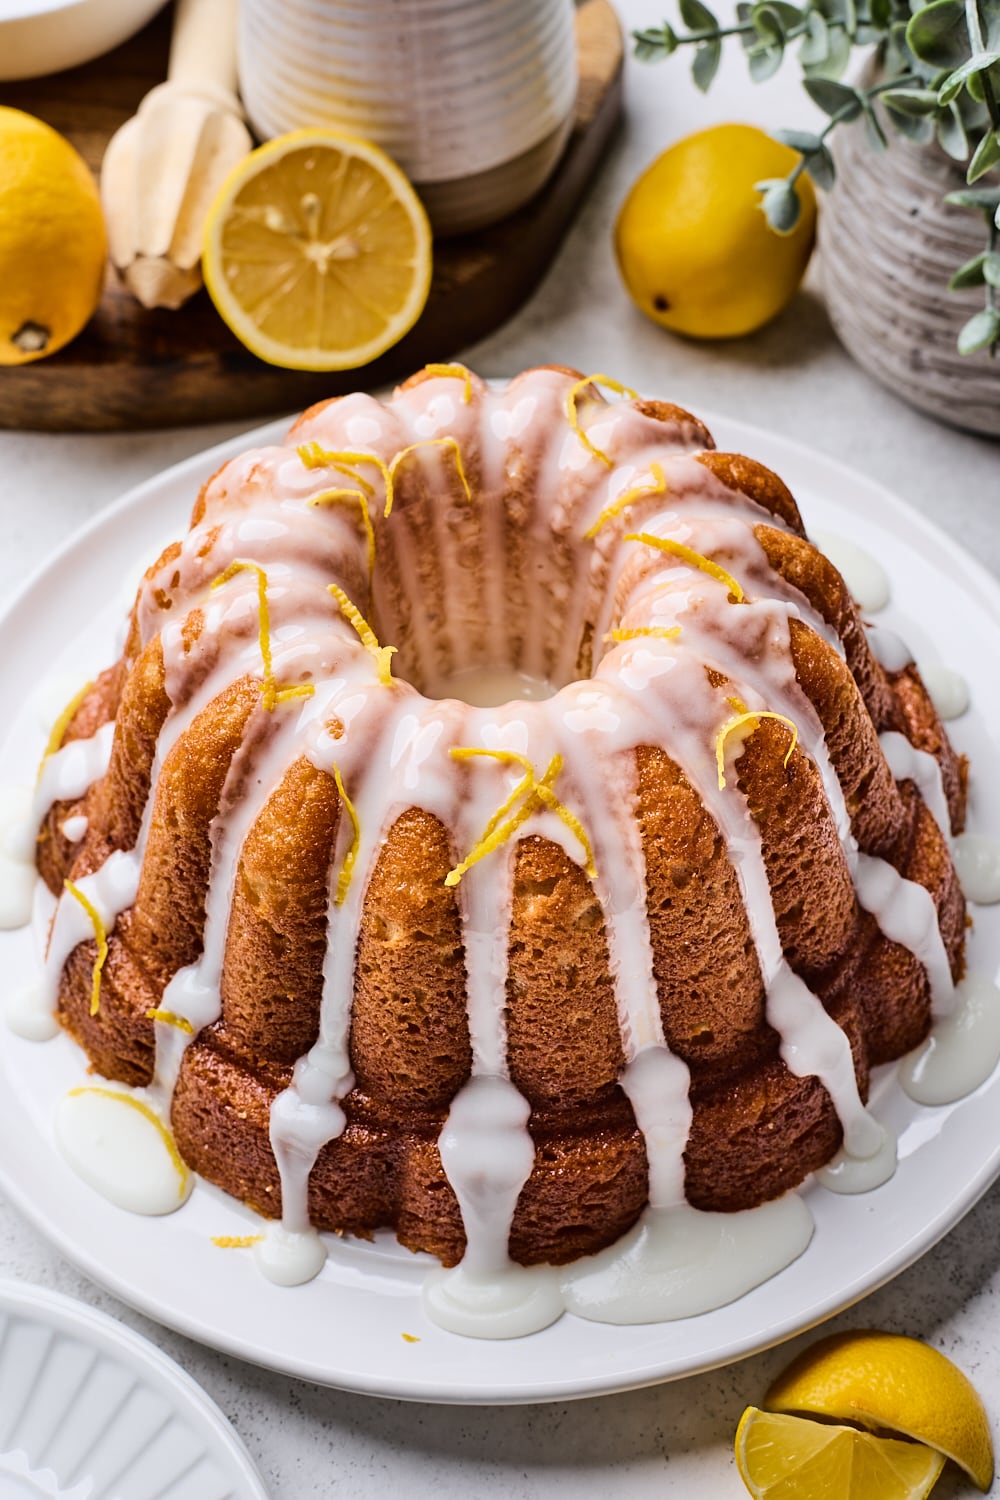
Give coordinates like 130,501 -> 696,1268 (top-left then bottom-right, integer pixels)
0,1278 -> 268,1497
1,411 -> 999,1405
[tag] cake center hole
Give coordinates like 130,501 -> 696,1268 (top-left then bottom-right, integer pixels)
420,665 -> 558,708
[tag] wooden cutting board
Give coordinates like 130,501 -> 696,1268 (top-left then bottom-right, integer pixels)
1,0 -> 623,432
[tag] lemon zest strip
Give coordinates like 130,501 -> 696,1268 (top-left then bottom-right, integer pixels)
445,750 -> 596,886
38,680 -> 96,782
424,364 -> 472,403
584,464 -> 667,539
211,1234 -> 264,1248
309,487 -> 377,578
604,627 -> 682,644
533,764 -> 598,881
401,1332 -> 421,1343
625,531 -> 745,603
386,438 -> 471,519
716,710 -> 799,790
331,763 -> 361,907
565,373 -> 640,468
146,1008 -> 195,1035
296,442 -> 384,497
328,583 -> 396,685
448,748 -> 537,845
212,560 -> 315,710
64,879 -> 108,1017
67,1086 -> 189,1196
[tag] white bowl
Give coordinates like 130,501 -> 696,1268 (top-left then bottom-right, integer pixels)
0,0 -> 167,82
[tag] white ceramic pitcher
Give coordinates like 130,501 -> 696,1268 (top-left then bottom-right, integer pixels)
237,0 -> 577,235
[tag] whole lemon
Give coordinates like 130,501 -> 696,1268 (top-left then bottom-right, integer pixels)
614,123 -> 816,340
0,107 -> 107,365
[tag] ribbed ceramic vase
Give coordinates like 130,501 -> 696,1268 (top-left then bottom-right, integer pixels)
821,110 -> 1000,437
238,0 -> 578,236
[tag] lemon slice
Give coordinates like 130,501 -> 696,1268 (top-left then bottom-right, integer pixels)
765,1332 -> 994,1492
735,1408 -> 945,1500
203,130 -> 432,371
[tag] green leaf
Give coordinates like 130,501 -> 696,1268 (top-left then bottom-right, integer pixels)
679,0 -> 719,31
936,101 -> 969,157
817,0 -> 849,23
749,37 -> 785,76
877,86 -> 942,112
945,185 -> 1000,208
871,0 -> 892,28
752,4 -> 785,42
759,0 -> 806,25
906,0 -> 972,68
957,306 -> 1000,353
948,250 -> 988,286
799,9 -> 830,61
633,25 -> 679,59
692,37 -> 723,87
804,24 -> 852,74
804,142 -> 837,188
985,253 -> 1000,287
863,104 -> 890,148
968,128 -> 1000,180
756,177 -> 804,233
804,76 -> 864,115
884,102 -> 938,140
777,128 -> 826,151
938,49 -> 1000,104
885,18 -> 913,70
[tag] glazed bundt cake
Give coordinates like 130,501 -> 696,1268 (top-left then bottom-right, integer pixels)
27,365 -> 973,1330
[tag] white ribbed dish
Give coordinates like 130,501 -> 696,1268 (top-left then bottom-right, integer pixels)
0,1280 -> 268,1498
237,0 -> 577,233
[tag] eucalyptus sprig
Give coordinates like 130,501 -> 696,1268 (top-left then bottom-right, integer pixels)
635,0 -> 1000,355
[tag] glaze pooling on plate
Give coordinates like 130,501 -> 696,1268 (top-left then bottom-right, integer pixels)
7,367 -> 1000,1341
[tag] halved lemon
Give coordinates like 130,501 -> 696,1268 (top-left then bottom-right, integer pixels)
735,1408 -> 945,1500
203,130 -> 432,371
765,1331 -> 994,1492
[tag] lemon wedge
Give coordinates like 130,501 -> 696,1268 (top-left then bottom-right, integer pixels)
202,130 -> 432,371
765,1331 -> 994,1492
735,1408 -> 945,1500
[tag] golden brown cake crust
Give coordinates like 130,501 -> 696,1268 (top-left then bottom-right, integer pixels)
36,367 -> 971,1274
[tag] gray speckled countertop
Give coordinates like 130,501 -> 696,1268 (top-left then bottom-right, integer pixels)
1,2 -> 998,1494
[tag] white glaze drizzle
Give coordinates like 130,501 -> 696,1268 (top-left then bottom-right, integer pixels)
25,368 -> 988,1333
812,530 -> 890,613
918,662 -> 969,721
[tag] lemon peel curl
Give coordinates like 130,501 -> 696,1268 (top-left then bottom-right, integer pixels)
716,705 -> 798,790
39,680 -> 95,783
625,531 -> 744,602
446,749 -> 596,887
565,373 -> 640,468
64,879 -> 107,1017
423,363 -> 473,403
67,1087 -> 189,1197
584,464 -> 667,539
328,583 -> 396,685
331,763 -> 361,907
211,561 -> 315,711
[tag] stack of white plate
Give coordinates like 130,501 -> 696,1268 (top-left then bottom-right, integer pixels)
237,0 -> 577,235
0,1280 -> 269,1498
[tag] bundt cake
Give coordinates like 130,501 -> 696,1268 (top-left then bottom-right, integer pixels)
19,365 -> 985,1335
